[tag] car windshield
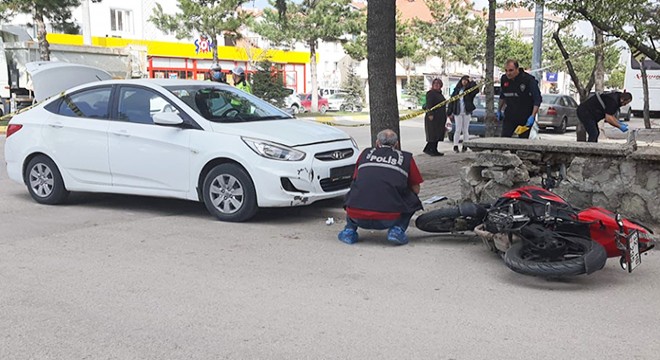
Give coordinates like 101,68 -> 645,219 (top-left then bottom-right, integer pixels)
165,84 -> 293,123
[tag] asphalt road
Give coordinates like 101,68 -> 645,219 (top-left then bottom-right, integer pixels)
1,135 -> 660,359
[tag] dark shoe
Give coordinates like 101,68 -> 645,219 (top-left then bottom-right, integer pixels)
387,226 -> 408,245
453,146 -> 459,153
432,150 -> 444,156
462,146 -> 468,153
338,228 -> 358,244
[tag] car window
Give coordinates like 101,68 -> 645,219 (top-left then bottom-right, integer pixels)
474,96 -> 486,109
57,87 -> 112,119
117,87 -> 176,125
568,97 -> 578,107
165,84 -> 292,123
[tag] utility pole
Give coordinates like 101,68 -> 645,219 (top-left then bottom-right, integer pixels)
82,0 -> 92,45
531,0 -> 544,83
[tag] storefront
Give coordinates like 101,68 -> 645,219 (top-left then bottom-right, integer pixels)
47,33 -> 311,94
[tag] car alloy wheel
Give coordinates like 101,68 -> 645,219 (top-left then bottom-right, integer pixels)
25,155 -> 69,205
209,174 -> 244,214
203,163 -> 257,222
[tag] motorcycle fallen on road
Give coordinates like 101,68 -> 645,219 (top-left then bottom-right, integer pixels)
415,186 -> 656,278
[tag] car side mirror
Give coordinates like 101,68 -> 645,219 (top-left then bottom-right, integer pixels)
153,112 -> 184,126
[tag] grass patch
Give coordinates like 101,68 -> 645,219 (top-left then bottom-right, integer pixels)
0,119 -> 9,126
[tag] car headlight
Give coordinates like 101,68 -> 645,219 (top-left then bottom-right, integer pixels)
242,137 -> 306,161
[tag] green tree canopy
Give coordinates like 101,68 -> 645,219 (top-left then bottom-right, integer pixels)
253,0 -> 364,112
150,0 -> 250,63
251,60 -> 289,108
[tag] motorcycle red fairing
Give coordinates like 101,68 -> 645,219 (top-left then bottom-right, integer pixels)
578,207 -> 655,258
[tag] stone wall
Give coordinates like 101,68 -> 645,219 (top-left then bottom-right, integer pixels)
461,136 -> 660,224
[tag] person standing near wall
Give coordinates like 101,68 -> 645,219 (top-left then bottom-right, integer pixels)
498,59 -> 542,138
423,78 -> 447,156
448,75 -> 479,153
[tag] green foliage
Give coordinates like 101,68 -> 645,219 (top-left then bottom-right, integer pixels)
544,26 -> 621,90
150,0 -> 250,62
494,29 -> 533,69
605,64 -> 625,90
416,0 -> 486,66
340,63 -> 364,109
251,60 -> 288,108
254,0 -> 364,49
405,77 -> 425,107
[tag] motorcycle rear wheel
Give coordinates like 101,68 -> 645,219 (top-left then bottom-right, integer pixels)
504,231 -> 607,278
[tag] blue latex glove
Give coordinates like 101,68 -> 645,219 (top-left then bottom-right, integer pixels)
496,110 -> 502,121
619,122 -> 629,132
526,115 -> 535,127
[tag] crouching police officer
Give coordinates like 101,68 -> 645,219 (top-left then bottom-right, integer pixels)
577,91 -> 632,142
338,129 -> 424,246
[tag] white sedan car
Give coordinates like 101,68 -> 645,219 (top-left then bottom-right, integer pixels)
4,77 -> 359,222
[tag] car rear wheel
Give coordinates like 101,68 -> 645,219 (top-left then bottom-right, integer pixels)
25,155 -> 69,205
555,117 -> 568,134
202,163 -> 258,222
320,105 -> 327,114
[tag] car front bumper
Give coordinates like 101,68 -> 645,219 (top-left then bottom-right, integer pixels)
248,140 -> 359,207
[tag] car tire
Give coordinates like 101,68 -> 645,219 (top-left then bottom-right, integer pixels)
320,105 -> 327,114
25,155 -> 69,205
291,104 -> 300,114
202,163 -> 258,222
555,117 -> 568,134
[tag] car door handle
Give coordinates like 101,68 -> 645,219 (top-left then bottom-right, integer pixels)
113,130 -> 130,137
48,123 -> 63,129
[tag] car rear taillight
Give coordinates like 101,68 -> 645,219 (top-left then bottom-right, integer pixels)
547,107 -> 557,115
6,124 -> 23,138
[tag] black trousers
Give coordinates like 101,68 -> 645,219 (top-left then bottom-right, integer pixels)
577,109 -> 600,142
501,116 -> 530,138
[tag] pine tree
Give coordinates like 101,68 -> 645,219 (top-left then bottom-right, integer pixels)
405,77 -> 425,109
340,64 -> 364,111
251,60 -> 289,108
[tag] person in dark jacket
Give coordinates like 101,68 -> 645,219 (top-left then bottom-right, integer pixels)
577,91 -> 631,142
338,129 -> 424,246
448,75 -> 479,152
423,78 -> 447,156
498,59 -> 542,138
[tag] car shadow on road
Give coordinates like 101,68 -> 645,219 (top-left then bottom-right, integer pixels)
54,192 -> 348,224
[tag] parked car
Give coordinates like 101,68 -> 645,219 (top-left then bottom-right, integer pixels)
326,93 -> 363,112
4,63 -> 359,222
537,94 -> 579,133
299,93 -> 329,114
283,88 -> 302,114
448,94 -> 486,142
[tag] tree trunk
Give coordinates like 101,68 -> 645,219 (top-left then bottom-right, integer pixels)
484,0 -> 498,137
639,57 -> 651,129
594,26 -> 605,92
310,41 -> 319,113
35,10 -> 50,61
367,0 -> 399,146
212,39 -> 219,64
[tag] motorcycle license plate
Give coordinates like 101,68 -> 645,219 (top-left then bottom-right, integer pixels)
626,230 -> 642,273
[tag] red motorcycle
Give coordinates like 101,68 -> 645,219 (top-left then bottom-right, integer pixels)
416,186 -> 655,278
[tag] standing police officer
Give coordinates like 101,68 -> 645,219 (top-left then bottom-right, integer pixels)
498,59 -> 542,138
232,66 -> 252,94
209,63 -> 227,83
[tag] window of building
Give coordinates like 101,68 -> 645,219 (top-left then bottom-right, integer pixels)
110,9 -> 132,33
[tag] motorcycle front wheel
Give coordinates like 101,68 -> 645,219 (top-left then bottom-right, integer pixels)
504,229 -> 607,278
